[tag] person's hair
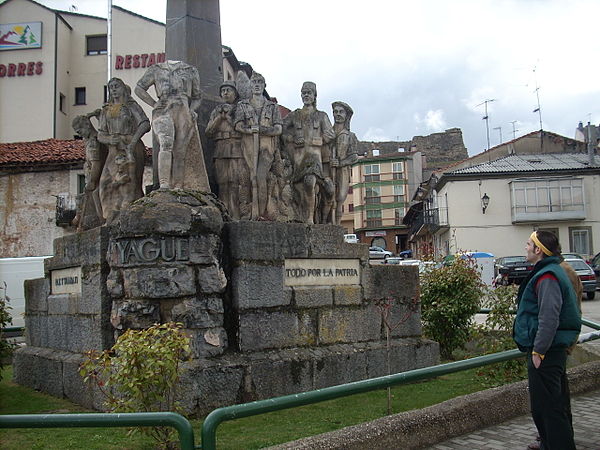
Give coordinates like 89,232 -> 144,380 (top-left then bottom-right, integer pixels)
534,230 -> 560,258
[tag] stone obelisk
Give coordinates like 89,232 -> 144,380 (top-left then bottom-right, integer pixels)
165,0 -> 223,192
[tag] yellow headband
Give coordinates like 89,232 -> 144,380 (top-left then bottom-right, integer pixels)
530,231 -> 553,256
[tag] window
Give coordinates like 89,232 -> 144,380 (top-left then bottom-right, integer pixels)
365,186 -> 381,204
74,87 -> 86,105
86,35 -> 107,55
393,185 -> 405,203
366,209 -> 382,227
394,208 -> 405,225
392,162 -> 404,180
364,164 -> 380,182
59,93 -> 66,113
510,177 -> 585,222
103,85 -> 108,103
569,227 -> 592,256
77,174 -> 86,194
348,203 -> 354,212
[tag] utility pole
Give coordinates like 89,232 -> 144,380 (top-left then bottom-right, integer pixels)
107,0 -> 112,82
493,126 -> 503,144
477,99 -> 496,152
587,121 -> 596,165
509,121 -> 519,140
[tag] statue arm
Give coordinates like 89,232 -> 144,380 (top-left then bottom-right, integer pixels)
134,85 -> 156,108
321,113 -> 335,144
205,108 -> 222,137
190,67 -> 202,113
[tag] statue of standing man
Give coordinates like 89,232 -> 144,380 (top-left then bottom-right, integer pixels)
205,81 -> 244,220
234,72 -> 282,219
282,81 -> 335,224
331,101 -> 358,224
135,60 -> 210,192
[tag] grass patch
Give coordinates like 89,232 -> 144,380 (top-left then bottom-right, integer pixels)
1,362 -> 521,449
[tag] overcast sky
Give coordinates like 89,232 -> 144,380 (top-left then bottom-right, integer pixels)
35,0 -> 600,156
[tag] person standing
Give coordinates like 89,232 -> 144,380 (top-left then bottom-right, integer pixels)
513,230 -> 581,450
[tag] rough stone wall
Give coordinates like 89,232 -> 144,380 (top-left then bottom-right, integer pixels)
106,190 -> 229,358
358,128 -> 468,170
0,170 -> 75,257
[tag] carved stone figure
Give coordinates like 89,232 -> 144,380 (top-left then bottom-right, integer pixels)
205,81 -> 245,220
135,60 -> 210,191
96,78 -> 149,225
331,101 -> 359,224
282,81 -> 335,224
233,72 -> 283,219
71,111 -> 107,230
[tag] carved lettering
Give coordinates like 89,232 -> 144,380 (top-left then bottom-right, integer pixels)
114,237 -> 190,264
285,259 -> 360,286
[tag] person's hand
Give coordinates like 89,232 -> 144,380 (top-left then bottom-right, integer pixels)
532,353 -> 542,369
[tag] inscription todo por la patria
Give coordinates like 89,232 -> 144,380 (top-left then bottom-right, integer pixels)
285,259 -> 361,286
113,236 -> 189,265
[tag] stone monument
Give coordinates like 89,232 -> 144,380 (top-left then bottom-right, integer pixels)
12,0 -> 439,417
330,101 -> 359,224
282,82 -> 335,224
135,61 -> 210,191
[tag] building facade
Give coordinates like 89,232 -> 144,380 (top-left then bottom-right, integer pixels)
0,0 -> 246,146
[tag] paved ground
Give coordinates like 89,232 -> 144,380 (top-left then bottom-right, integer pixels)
427,389 -> 600,449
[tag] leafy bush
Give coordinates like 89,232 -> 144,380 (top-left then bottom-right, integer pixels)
80,322 -> 191,449
0,282 -> 15,380
474,284 -> 526,385
420,256 -> 486,359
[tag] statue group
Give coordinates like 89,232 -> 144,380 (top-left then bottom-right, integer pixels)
73,62 -> 357,228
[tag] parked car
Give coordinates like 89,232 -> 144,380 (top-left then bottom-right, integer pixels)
343,234 -> 359,244
369,246 -> 393,259
564,257 -> 597,300
494,256 -> 534,286
561,252 -> 587,262
385,258 -> 437,274
590,252 -> 600,278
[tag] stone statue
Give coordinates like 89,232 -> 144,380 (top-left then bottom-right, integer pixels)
135,60 -> 210,191
205,81 -> 245,220
233,72 -> 283,219
331,101 -> 359,224
96,78 -> 149,225
71,110 -> 107,230
282,81 -> 335,224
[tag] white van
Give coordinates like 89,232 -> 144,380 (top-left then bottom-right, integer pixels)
0,256 -> 50,328
344,234 -> 359,244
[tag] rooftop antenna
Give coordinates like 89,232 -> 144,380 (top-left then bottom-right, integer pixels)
532,66 -> 543,131
476,99 -> 496,152
493,126 -> 503,144
509,120 -> 519,140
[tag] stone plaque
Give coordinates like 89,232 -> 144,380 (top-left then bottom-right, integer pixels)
285,259 -> 360,286
51,267 -> 82,294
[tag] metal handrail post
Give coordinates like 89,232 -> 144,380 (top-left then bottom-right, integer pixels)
0,412 -> 195,450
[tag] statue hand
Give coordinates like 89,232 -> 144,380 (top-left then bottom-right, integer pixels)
330,158 -> 340,167
294,137 -> 305,147
85,181 -> 97,191
250,125 -> 259,134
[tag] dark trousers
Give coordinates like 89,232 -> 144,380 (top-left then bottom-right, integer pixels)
527,349 -> 576,450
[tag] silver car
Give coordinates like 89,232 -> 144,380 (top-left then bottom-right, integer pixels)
564,257 -> 597,300
369,246 -> 393,260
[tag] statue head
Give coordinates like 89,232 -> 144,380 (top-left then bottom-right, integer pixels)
301,81 -> 317,107
250,72 -> 266,96
219,81 -> 239,104
107,77 -> 132,103
332,101 -> 353,129
72,115 -> 96,138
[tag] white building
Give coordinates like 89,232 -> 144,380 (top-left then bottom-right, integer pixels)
430,153 -> 600,260
0,0 -> 243,145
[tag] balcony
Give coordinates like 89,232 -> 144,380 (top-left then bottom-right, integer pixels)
424,207 -> 449,233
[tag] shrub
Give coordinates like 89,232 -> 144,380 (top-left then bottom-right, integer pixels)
420,256 -> 486,359
474,284 -> 526,385
80,322 -> 191,449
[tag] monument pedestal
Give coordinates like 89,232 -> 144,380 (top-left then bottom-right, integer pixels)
14,198 -> 439,416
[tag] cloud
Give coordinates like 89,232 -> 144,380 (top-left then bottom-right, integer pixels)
361,127 -> 391,142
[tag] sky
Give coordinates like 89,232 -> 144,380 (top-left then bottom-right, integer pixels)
34,0 -> 600,156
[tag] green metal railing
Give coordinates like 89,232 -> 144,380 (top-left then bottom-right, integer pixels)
0,412 -> 195,450
2,317 -> 600,450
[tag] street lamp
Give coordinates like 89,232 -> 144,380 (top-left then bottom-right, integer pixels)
481,193 -> 490,214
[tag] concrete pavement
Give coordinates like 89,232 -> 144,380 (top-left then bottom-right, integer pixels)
427,389 -> 600,449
